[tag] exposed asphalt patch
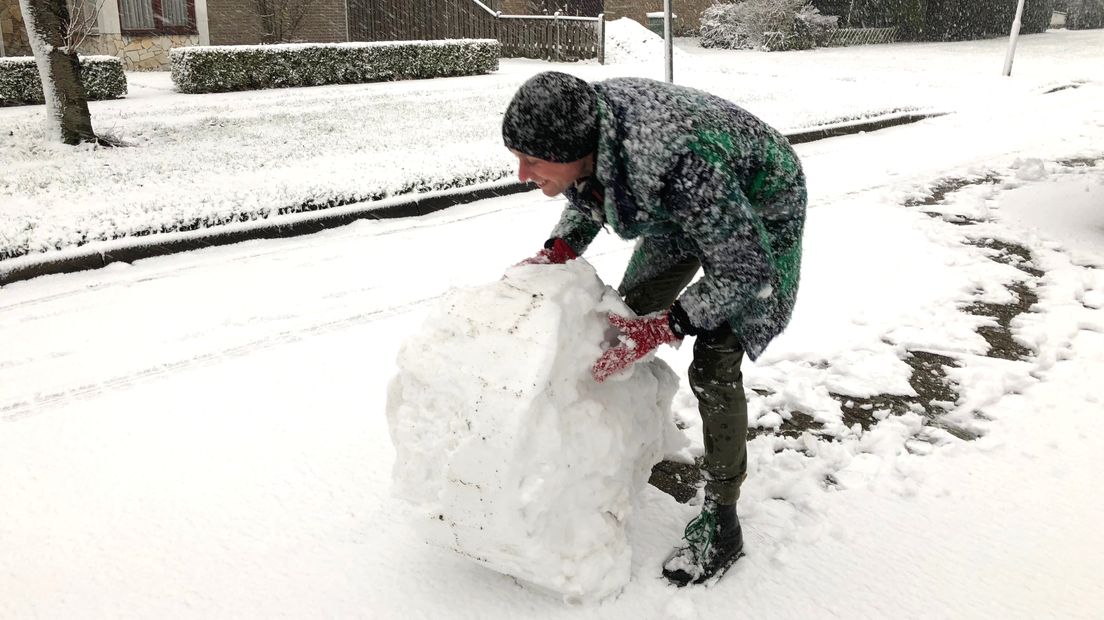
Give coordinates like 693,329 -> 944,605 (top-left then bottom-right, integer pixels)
962,238 -> 1043,362
1056,156 -> 1103,168
1042,82 -> 1084,95
649,460 -> 702,504
902,173 -> 1002,208
651,171 -> 1048,503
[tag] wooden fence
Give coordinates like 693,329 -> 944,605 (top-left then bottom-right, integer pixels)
347,0 -> 604,62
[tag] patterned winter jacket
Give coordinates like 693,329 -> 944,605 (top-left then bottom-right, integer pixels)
550,78 -> 806,360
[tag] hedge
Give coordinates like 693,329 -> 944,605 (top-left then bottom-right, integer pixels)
1066,0 -> 1104,29
814,0 -> 1054,41
169,39 -> 502,95
924,0 -> 1054,40
0,55 -> 127,107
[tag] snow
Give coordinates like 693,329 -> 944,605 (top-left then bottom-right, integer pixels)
387,259 -> 680,602
604,17 -> 688,65
0,27 -> 1103,619
1001,158 -> 1104,266
3,30 -> 1100,264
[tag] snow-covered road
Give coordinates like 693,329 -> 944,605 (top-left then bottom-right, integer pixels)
2,84 -> 1103,618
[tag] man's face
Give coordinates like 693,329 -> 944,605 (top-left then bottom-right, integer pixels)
510,149 -> 592,197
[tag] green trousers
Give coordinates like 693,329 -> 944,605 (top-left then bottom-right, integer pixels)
620,254 -> 749,505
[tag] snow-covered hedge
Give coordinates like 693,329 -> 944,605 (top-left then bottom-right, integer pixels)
1067,0 -> 1104,29
923,0 -> 1054,40
170,39 -> 502,94
0,56 -> 127,107
701,1 -> 837,51
834,0 -> 1054,41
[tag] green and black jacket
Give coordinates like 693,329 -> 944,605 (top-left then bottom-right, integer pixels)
551,77 -> 807,360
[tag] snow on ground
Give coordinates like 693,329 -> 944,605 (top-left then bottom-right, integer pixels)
0,29 -> 1101,263
603,17 -> 692,65
1,66 -> 1102,616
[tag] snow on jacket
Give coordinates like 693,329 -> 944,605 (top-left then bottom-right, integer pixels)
550,77 -> 807,360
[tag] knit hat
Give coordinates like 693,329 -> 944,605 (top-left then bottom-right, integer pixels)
502,72 -> 599,163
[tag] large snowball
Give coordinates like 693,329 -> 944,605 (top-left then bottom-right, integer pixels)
386,259 -> 681,602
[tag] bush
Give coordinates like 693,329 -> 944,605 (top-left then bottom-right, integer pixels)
835,0 -> 926,39
700,3 -> 752,49
796,4 -> 841,46
0,56 -> 127,107
1068,0 -> 1104,29
701,0 -> 836,51
170,39 -> 501,95
821,0 -> 1052,41
923,0 -> 1054,41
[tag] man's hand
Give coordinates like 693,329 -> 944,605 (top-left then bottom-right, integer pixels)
516,238 -> 578,266
592,312 -> 682,382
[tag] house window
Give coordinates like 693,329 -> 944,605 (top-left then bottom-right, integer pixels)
67,0 -> 100,34
118,0 -> 197,35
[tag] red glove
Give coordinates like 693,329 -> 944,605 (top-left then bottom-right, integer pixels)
517,238 -> 577,266
592,312 -> 682,382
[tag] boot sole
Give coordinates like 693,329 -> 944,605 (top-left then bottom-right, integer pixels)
693,550 -> 745,585
662,550 -> 745,588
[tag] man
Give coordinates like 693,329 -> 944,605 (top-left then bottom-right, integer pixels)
503,72 -> 806,586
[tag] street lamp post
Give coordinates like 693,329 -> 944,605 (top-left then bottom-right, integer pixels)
664,0 -> 673,82
1003,0 -> 1028,76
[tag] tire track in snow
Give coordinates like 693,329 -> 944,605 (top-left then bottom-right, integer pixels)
0,296 -> 438,423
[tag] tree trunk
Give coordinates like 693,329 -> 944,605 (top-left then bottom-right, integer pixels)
18,0 -> 98,145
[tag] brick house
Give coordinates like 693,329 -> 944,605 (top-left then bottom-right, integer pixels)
206,0 -> 348,46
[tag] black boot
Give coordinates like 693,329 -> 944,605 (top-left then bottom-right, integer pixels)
662,499 -> 744,587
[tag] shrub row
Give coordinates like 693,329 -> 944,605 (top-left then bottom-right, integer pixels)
169,39 -> 502,94
924,0 -> 1054,40
1063,0 -> 1104,29
0,56 -> 127,107
813,0 -> 1055,41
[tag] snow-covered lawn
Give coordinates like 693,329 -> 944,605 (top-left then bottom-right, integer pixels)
0,26 -> 1101,264
1,59 -> 1102,615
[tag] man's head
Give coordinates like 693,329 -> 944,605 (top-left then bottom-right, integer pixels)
502,72 -> 598,197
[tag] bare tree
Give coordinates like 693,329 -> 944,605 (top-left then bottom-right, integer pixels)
253,0 -> 319,43
19,0 -> 106,144
62,0 -> 105,52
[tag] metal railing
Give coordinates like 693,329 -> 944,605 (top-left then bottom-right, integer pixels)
826,26 -> 899,47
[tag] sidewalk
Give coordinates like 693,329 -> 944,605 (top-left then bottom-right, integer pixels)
1,28 -> 1101,268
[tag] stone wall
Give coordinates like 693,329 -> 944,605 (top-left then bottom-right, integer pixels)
0,0 -> 31,56
78,34 -> 201,70
207,0 -> 347,45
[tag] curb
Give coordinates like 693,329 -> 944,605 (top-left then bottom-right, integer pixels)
0,181 -> 531,286
786,112 -> 946,145
0,111 -> 945,287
